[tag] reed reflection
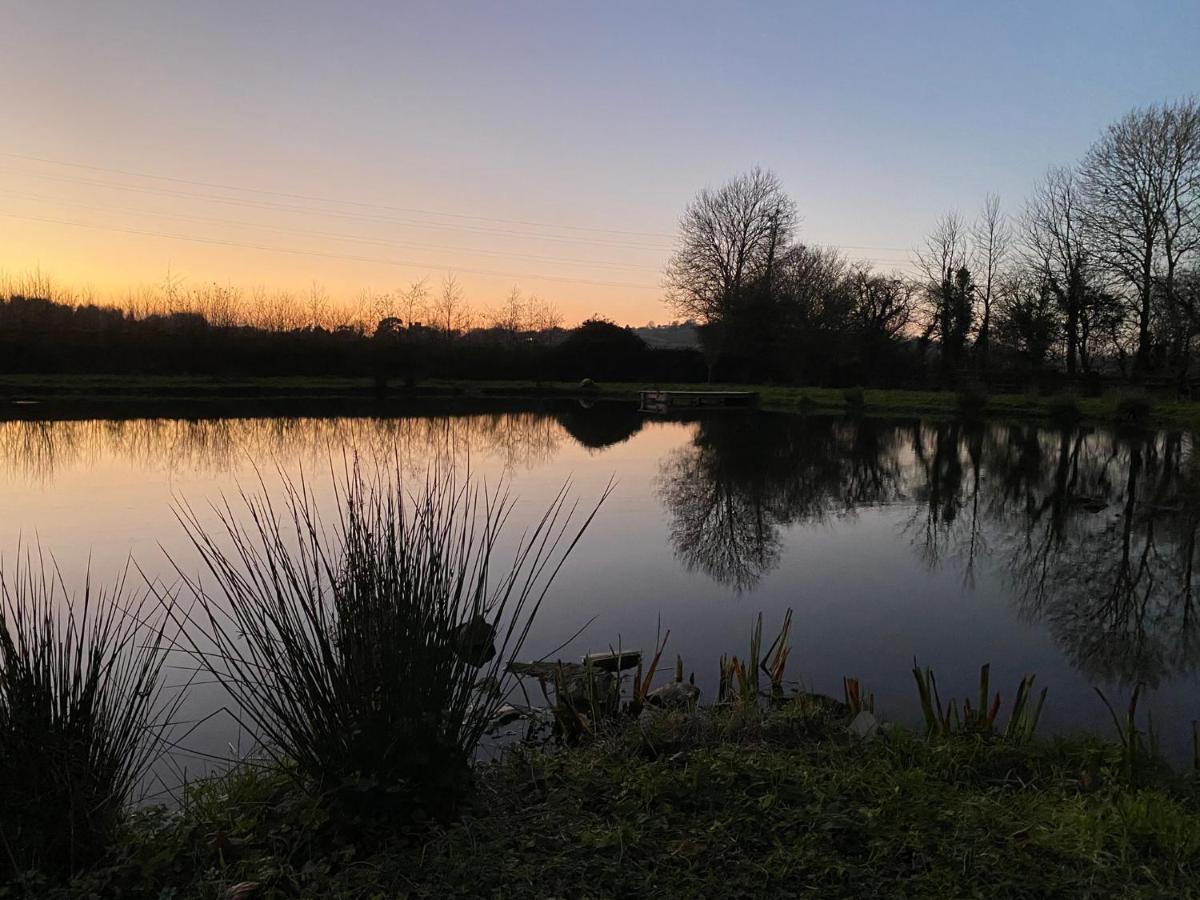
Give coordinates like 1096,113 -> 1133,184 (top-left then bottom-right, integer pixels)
0,410 -> 591,484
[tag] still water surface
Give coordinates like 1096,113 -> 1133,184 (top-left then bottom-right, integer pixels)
2,401 -> 1198,766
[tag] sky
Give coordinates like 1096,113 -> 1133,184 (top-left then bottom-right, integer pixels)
1,0 -> 1197,326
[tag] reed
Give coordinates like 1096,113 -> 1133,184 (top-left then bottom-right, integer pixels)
842,677 -> 874,715
717,610 -> 793,705
1096,684 -> 1158,778
912,661 -> 1045,741
170,459 -> 605,820
0,553 -> 174,879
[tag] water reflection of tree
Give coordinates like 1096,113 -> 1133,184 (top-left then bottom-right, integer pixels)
658,412 -> 1200,687
656,414 -> 908,591
1005,431 -> 1200,687
552,403 -> 644,451
0,411 -> 582,485
909,422 -> 1200,688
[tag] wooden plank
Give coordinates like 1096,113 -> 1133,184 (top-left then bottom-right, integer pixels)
639,389 -> 759,413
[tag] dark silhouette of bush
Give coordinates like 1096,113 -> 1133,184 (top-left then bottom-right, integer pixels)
0,295 -> 708,385
1113,392 -> 1153,424
554,318 -> 648,381
957,383 -> 989,416
1046,394 -> 1082,422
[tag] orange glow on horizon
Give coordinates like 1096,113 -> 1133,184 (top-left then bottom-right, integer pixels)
0,216 -> 670,329
0,150 -> 679,329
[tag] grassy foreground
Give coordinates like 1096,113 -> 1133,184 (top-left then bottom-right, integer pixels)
23,702 -> 1200,899
2,372 -> 1198,429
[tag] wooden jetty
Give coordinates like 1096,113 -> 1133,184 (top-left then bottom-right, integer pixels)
639,389 -> 759,413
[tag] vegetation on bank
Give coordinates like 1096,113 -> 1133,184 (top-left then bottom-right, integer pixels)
13,699 -> 1200,899
0,372 -> 1194,430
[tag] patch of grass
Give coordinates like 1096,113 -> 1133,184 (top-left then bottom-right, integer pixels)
8,374 -> 1200,430
1046,392 -> 1083,422
956,382 -> 990,416
1113,391 -> 1155,425
48,703 -> 1200,899
0,553 -> 175,881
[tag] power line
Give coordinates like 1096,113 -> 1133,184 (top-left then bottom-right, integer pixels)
3,189 -> 919,272
0,211 -> 662,290
0,152 -> 919,254
0,166 -> 679,252
0,189 -> 668,274
0,151 -> 681,240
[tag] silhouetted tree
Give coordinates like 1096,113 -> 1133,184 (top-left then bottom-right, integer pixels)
1081,98 -> 1200,376
994,273 -> 1060,373
664,168 -> 797,379
970,194 -> 1011,372
555,317 -> 647,381
915,212 -> 974,379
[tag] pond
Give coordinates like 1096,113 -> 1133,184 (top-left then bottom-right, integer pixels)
2,400 -> 1198,772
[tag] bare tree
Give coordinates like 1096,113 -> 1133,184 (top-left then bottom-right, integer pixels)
970,194 -> 1011,370
526,294 -> 562,342
491,286 -> 525,343
774,244 -> 849,323
307,282 -> 330,330
664,168 -> 797,378
400,278 -> 429,328
360,288 -> 396,329
1081,98 -> 1200,375
430,273 -> 471,340
847,266 -> 914,339
914,212 -> 973,377
1024,168 -> 1092,375
1158,99 -> 1200,377
914,211 -> 968,289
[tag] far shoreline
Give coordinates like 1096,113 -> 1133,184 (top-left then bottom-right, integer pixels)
1,373 -> 1197,429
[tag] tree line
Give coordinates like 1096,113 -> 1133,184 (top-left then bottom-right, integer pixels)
665,97 -> 1200,389
0,283 -> 704,383
3,97 -> 1197,391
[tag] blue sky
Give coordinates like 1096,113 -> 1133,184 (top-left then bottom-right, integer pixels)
1,0 -> 1196,322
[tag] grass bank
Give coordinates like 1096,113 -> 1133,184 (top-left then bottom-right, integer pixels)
1,373 -> 1198,429
27,701 -> 1200,899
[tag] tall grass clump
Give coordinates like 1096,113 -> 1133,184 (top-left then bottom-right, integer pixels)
0,554 -> 174,880
172,460 -> 606,821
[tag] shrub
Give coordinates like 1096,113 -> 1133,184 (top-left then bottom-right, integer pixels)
1114,392 -> 1153,425
0,555 -> 174,880
1046,393 -> 1082,422
956,383 -> 989,416
172,460 -> 606,822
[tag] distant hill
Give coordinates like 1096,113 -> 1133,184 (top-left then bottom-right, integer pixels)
633,322 -> 700,349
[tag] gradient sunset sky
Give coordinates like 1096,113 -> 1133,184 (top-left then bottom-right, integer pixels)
2,0 -> 1197,325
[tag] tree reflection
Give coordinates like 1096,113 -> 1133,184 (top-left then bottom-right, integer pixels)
553,402 -> 645,451
0,408 -> 576,484
6,404 -> 1200,690
658,411 -> 1200,688
909,422 -> 1200,688
656,414 -> 907,591
998,429 -> 1200,687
